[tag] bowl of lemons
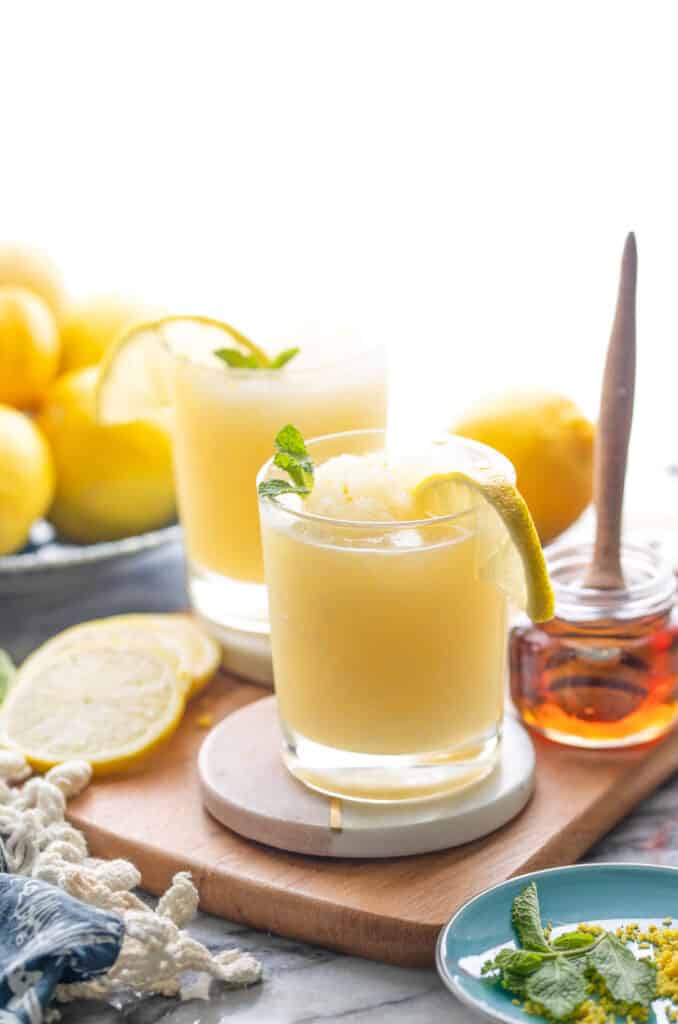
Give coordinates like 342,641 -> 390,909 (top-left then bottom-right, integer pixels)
0,244 -> 179,599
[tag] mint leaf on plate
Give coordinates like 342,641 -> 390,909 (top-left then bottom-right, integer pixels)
551,931 -> 597,951
525,957 -> 588,1020
511,882 -> 552,953
491,948 -> 545,975
588,933 -> 656,1005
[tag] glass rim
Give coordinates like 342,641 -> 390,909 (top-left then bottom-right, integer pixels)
161,318 -> 386,378
256,428 -> 515,530
546,539 -> 677,621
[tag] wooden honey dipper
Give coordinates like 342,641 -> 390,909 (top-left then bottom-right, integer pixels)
584,232 -> 637,590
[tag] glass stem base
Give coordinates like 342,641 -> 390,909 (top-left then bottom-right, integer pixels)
281,722 -> 502,804
187,559 -> 269,634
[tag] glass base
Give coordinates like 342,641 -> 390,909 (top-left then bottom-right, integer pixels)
188,560 -> 269,634
281,722 -> 502,804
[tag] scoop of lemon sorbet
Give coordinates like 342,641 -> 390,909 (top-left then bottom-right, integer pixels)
303,452 -> 417,522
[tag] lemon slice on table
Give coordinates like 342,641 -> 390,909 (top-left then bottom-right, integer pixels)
96,315 -> 270,425
413,460 -> 554,623
2,648 -> 185,775
18,614 -> 220,700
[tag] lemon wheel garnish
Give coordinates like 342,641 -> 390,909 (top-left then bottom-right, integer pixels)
18,614 -> 220,700
96,315 -> 269,425
413,469 -> 554,622
2,647 -> 185,775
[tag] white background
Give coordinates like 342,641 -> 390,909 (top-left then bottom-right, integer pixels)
2,0 -> 677,504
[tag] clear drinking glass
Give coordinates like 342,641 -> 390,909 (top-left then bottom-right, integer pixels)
257,429 -> 511,802
169,343 -> 387,640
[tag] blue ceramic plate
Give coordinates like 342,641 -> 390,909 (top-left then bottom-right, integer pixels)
437,863 -> 678,1023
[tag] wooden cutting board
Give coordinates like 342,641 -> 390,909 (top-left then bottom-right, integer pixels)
66,668 -> 678,967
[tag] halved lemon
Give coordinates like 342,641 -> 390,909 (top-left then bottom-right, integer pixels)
2,647 -> 185,774
413,463 -> 554,623
18,614 -> 220,699
96,315 -> 269,425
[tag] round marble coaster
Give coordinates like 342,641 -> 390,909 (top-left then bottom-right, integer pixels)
198,697 -> 535,858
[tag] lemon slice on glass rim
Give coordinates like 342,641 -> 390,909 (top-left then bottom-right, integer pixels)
412,452 -> 554,623
1,647 -> 185,775
96,315 -> 269,426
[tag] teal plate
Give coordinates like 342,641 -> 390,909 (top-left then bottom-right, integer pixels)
437,863 -> 678,1023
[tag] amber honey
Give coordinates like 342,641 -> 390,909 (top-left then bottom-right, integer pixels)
510,541 -> 678,748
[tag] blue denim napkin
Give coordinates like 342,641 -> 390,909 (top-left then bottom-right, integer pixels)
0,875 -> 124,1024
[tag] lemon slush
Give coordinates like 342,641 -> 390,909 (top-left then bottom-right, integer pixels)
258,430 -> 519,802
171,338 -> 387,633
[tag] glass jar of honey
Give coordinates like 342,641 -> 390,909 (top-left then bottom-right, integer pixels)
510,541 -> 678,748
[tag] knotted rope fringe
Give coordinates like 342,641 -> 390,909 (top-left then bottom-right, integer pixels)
0,748 -> 262,1004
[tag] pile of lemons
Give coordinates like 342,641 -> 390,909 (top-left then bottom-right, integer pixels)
0,244 -> 175,555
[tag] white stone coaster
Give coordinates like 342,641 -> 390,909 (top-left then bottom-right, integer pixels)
198,697 -> 535,858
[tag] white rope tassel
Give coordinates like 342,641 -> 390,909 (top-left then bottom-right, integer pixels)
57,905 -> 262,1001
0,751 -> 262,1003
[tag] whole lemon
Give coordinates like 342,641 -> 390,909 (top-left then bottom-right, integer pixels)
36,368 -> 176,543
0,244 -> 67,321
0,286 -> 60,409
60,296 -> 152,372
0,404 -> 55,554
452,391 -> 594,544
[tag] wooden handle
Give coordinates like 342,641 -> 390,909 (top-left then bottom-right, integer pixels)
585,232 -> 637,590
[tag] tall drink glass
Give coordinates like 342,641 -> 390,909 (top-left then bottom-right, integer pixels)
170,342 -> 387,638
258,429 -> 512,802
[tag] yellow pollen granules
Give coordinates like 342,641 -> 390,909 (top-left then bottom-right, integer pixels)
519,918 -> 678,1023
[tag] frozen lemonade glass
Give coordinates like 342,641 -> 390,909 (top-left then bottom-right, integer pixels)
258,427 -> 553,802
167,324 -> 387,634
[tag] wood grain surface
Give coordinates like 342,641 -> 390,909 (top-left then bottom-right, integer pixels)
67,667 -> 678,967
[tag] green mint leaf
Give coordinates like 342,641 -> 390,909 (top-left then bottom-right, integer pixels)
493,948 -> 545,975
258,479 -> 311,499
525,957 -> 588,1020
269,346 -> 300,369
587,933 -> 656,1006
275,425 -> 314,487
500,970 -> 529,997
0,649 -> 16,705
214,348 -> 262,369
511,882 -> 552,953
259,425 -> 315,500
275,424 -> 310,459
274,450 -> 312,489
551,931 -> 597,951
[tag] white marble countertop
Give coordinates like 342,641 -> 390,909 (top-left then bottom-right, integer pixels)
4,536 -> 678,1024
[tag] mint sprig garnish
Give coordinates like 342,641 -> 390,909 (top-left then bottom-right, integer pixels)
214,345 -> 300,370
0,649 -> 16,706
269,347 -> 300,369
481,881 -> 657,1021
214,348 -> 261,369
258,424 -> 314,499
